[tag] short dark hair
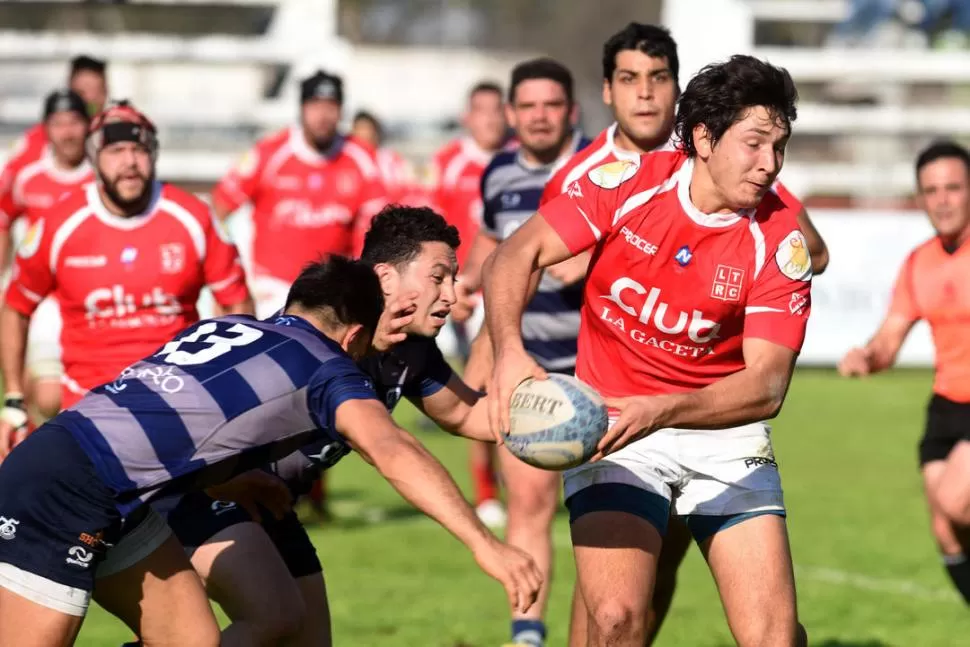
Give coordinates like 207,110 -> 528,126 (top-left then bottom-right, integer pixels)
915,140 -> 970,180
675,55 -> 798,158
69,55 -> 106,79
469,81 -> 503,103
360,205 -> 460,267
353,110 -> 383,140
602,23 -> 679,86
508,58 -> 574,104
284,255 -> 383,336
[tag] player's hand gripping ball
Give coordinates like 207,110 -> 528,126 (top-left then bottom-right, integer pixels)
504,374 -> 608,470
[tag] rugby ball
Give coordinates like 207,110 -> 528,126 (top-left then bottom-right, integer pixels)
505,374 -> 609,471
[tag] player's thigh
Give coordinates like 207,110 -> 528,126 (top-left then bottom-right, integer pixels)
563,434 -> 676,629
191,521 -> 306,636
499,444 -> 560,520
934,441 -> 970,525
291,573 -> 332,647
95,532 -> 219,647
0,583 -> 84,647
700,514 -> 799,647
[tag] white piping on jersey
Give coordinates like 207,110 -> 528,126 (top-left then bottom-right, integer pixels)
747,214 -> 767,279
208,269 -> 242,293
86,182 -> 164,231
576,206 -> 602,241
159,197 -> 207,260
342,140 -> 380,179
288,126 -> 330,166
50,205 -> 95,274
745,306 -> 783,314
612,174 -> 678,227
441,137 -> 494,190
261,138 -> 295,188
16,282 -> 44,304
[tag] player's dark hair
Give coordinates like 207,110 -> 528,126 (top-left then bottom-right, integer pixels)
360,204 -> 460,268
285,256 -> 384,335
352,110 -> 383,140
915,140 -> 970,181
509,58 -> 574,104
602,23 -> 679,86
675,55 -> 797,158
69,55 -> 107,79
469,81 -> 503,103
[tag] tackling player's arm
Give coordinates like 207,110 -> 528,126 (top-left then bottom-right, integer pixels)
838,252 -> 918,376
312,366 -> 541,611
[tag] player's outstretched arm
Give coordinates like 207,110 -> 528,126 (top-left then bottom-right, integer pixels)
595,339 -> 799,459
838,313 -> 915,377
416,374 -> 497,444
335,398 -> 542,611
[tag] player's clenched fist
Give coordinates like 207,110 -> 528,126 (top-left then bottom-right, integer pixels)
472,536 -> 543,613
838,347 -> 872,377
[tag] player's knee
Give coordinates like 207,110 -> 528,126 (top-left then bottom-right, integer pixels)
930,511 -> 964,554
587,598 -> 645,642
731,605 -> 798,647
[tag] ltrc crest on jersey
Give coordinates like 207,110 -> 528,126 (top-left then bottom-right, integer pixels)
159,243 -> 186,274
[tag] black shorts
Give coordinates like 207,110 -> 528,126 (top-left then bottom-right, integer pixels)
162,492 -> 321,579
0,425 -> 123,594
919,394 -> 970,465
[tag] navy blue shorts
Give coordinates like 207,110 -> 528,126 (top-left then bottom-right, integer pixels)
0,424 -> 123,592
163,492 -> 322,579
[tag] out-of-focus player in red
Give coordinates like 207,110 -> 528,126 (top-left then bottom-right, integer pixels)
0,90 -> 94,431
211,70 -> 388,320
0,101 -> 253,455
352,110 -> 433,208
539,23 -> 830,646
839,141 -> 970,606
9,55 -> 109,174
430,81 -> 508,527
486,56 -> 812,646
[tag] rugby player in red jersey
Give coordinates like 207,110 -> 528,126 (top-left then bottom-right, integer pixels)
485,56 -> 811,646
0,90 -> 94,433
0,102 -> 253,454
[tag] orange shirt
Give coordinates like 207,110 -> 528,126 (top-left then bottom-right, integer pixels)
889,237 -> 970,402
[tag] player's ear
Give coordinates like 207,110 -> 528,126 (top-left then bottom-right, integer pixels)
569,101 -> 580,127
371,262 -> 399,297
504,102 -> 516,130
340,322 -> 371,359
693,124 -> 713,160
602,78 -> 613,107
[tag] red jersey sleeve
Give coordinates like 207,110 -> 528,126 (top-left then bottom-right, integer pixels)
540,165 -> 569,207
744,228 -> 813,352
887,250 -> 920,323
210,143 -> 267,213
5,215 -> 55,316
0,155 -> 28,231
537,159 -> 641,254
203,212 -> 249,306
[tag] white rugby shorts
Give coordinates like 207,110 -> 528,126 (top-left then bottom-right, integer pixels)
26,297 -> 62,380
563,420 -> 785,518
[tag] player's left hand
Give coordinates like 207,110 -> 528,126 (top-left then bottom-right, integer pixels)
592,396 -> 668,460
372,291 -> 419,352
546,252 -> 590,286
472,536 -> 543,613
205,469 -> 292,522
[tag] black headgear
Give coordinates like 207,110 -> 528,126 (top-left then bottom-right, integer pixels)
300,70 -> 344,105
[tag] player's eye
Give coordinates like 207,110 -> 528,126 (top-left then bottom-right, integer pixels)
652,72 -> 671,83
432,274 -> 444,284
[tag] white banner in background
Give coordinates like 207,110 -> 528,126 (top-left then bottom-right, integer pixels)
799,211 -> 936,367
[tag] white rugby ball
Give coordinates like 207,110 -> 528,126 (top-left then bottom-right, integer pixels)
505,374 -> 609,471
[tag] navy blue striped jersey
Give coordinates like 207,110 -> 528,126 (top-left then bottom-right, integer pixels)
480,133 -> 590,372
271,335 -> 455,494
56,314 -> 378,515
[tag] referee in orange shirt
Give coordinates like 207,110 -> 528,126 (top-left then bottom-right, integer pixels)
840,141 -> 970,605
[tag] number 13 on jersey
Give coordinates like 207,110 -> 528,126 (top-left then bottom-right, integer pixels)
155,321 -> 263,366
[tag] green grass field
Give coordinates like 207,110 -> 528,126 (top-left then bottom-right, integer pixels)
74,369 -> 970,646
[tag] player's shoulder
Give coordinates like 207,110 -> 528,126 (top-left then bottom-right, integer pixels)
585,149 -> 684,195
43,185 -> 90,223
159,183 -> 210,219
482,150 -> 517,179
432,138 -> 463,164
257,127 -> 291,152
754,187 -> 802,235
339,137 -> 380,178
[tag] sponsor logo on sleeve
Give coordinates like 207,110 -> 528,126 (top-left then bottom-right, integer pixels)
234,148 -> 259,178
17,219 -> 43,259
775,230 -> 812,281
587,160 -> 638,189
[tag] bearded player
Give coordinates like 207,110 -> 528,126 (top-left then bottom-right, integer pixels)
0,101 -> 254,454
486,55 -> 811,646
839,140 -> 970,606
